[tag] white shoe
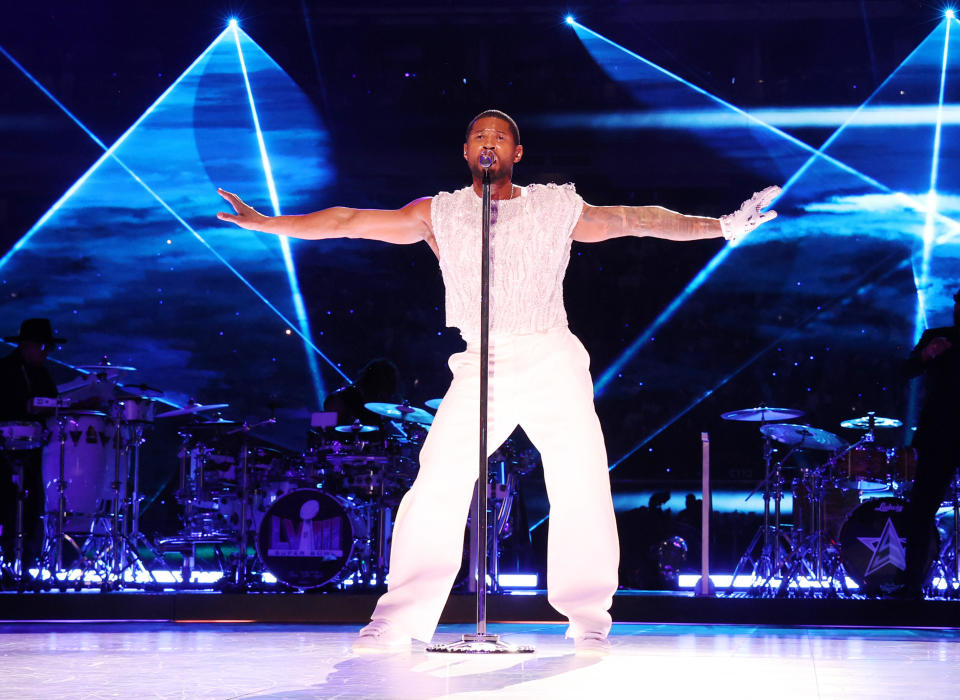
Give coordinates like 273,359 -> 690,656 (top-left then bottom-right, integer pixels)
352,619 -> 411,654
574,631 -> 611,657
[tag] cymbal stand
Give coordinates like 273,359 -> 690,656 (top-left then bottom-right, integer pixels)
2,449 -> 27,587
41,414 -> 94,589
225,417 -> 275,590
227,423 -> 251,589
107,422 -> 163,588
106,419 -> 126,586
776,465 -> 838,597
728,435 -> 793,593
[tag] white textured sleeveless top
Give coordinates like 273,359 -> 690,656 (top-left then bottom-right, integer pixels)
431,183 -> 584,343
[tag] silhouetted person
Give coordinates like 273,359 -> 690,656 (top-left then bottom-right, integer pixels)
902,290 -> 960,597
0,319 -> 65,578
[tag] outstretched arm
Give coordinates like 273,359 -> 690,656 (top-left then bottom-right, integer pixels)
216,188 -> 433,246
572,186 -> 780,244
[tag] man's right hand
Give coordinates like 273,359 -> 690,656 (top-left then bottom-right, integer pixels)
922,336 -> 953,362
216,188 -> 269,230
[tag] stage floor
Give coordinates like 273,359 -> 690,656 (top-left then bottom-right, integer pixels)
1,622 -> 958,699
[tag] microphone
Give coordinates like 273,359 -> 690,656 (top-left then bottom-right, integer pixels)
478,149 -> 495,169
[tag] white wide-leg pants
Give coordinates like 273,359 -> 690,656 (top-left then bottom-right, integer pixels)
370,325 -> 620,643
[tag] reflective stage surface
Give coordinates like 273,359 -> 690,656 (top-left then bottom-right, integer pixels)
0,621 -> 958,699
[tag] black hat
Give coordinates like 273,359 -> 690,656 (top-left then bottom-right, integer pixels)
3,318 -> 68,345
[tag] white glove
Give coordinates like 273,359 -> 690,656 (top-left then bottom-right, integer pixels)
719,185 -> 781,242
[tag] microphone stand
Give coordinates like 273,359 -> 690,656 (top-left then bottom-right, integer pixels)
428,164 -> 533,654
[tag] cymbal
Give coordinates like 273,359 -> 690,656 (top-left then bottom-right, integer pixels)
157,403 -> 229,418
840,414 -> 903,430
760,423 -> 847,451
77,363 -> 137,372
58,372 -> 121,394
119,383 -> 164,399
425,398 -> 443,410
364,402 -> 434,425
335,423 -> 377,434
721,406 -> 805,422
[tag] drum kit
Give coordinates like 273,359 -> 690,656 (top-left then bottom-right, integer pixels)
0,362 -> 165,590
155,396 -> 537,592
0,357 -> 540,593
723,406 -> 957,596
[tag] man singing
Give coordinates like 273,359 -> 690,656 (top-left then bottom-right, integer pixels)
217,109 -> 779,654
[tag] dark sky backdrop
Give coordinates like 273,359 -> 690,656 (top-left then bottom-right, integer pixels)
0,1 -> 955,510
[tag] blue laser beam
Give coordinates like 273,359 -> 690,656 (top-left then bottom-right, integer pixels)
578,17 -> 954,397
232,25 -> 326,404
0,29 -> 229,270
0,35 -> 351,385
912,17 -> 951,344
567,19 -> 904,201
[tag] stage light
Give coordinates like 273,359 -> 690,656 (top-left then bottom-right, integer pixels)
565,15 -> 575,25
228,17 -> 238,28
947,9 -> 956,20
498,573 -> 539,588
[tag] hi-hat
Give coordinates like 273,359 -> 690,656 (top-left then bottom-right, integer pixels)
840,413 -> 903,430
365,402 -> 434,425
335,423 -> 377,433
721,406 -> 805,422
760,423 -> 847,451
179,419 -> 238,430
157,403 -> 230,418
425,398 -> 443,410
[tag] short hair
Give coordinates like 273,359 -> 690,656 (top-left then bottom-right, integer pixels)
465,109 -> 520,144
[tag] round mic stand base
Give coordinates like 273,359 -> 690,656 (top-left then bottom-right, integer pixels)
427,633 -> 535,654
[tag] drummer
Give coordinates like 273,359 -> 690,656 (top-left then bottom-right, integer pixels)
323,358 -> 401,430
0,318 -> 66,579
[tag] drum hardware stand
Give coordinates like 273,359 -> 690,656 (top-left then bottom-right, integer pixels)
222,416 -> 275,591
125,423 -> 167,569
100,421 -> 163,589
373,467 -> 391,590
728,436 -> 794,594
31,414 -> 95,590
934,468 -> 960,598
428,162 -> 532,654
0,448 -> 29,590
775,467 -> 841,598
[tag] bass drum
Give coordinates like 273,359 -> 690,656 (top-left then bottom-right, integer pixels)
839,497 -> 938,594
256,489 -> 363,589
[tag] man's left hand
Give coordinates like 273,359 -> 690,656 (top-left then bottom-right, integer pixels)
719,185 -> 781,243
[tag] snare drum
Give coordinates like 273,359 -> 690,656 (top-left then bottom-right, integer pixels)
256,488 -> 362,589
0,421 -> 47,450
41,412 -> 119,532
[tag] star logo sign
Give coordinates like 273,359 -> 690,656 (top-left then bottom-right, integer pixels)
858,518 -> 907,576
